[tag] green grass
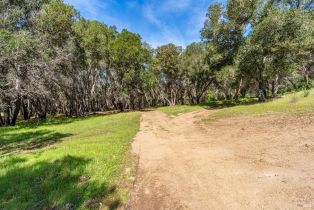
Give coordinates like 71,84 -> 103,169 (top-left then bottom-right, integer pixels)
157,105 -> 203,116
156,98 -> 258,116
208,89 -> 314,120
202,97 -> 258,108
0,112 -> 141,210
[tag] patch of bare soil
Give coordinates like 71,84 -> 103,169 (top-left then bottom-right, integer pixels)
126,110 -> 314,209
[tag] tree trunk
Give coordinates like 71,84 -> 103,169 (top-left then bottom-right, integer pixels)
36,99 -> 47,120
170,87 -> 177,106
5,107 -> 10,126
271,75 -> 279,98
38,111 -> 47,120
10,98 -> 21,126
118,102 -> 124,112
258,80 -> 266,102
288,79 -> 298,90
304,67 -> 309,89
196,96 -> 200,104
22,100 -> 30,120
0,113 -> 4,126
234,78 -> 243,100
241,88 -> 247,98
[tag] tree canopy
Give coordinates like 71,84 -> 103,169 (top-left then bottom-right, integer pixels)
0,0 -> 313,126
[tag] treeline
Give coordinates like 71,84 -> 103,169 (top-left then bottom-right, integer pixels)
0,0 -> 313,126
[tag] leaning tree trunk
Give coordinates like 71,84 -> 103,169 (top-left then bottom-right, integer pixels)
234,78 -> 243,100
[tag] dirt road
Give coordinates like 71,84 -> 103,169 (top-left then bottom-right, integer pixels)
127,110 -> 314,209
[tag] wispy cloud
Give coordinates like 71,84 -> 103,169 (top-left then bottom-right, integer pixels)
142,0 -> 212,47
161,0 -> 192,11
65,0 -> 107,19
142,3 -> 186,47
142,4 -> 161,26
64,0 -> 128,28
64,0 -> 215,48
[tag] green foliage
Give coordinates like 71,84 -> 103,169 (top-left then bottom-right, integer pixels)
155,43 -> 184,105
74,20 -> 113,69
201,0 -> 314,101
155,44 -> 182,81
182,42 -> 213,103
204,97 -> 258,108
35,0 -> 78,46
201,0 -> 256,68
0,0 -> 50,31
109,29 -> 150,83
240,9 -> 313,78
0,112 -> 140,209
214,65 -> 238,99
207,89 -> 216,101
304,88 -> 310,97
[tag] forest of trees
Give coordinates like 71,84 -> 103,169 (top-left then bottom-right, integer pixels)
1,0 -> 313,126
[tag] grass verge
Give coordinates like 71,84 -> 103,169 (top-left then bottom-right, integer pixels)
0,112 -> 140,210
207,89 -> 314,120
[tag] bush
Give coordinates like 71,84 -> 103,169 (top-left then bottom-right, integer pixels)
304,89 -> 310,97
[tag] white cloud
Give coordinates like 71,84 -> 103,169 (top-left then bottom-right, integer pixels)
65,0 -> 215,48
142,2 -> 188,47
64,0 -> 107,19
64,0 -> 127,28
142,4 -> 162,26
142,0 -> 211,47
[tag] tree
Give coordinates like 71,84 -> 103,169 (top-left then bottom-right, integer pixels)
201,0 -> 258,100
155,44 -> 183,105
109,29 -> 151,110
238,8 -> 314,100
74,19 -> 114,112
182,42 -> 213,104
1,0 -> 313,126
0,30 -> 43,125
34,0 -> 83,116
0,0 -> 50,31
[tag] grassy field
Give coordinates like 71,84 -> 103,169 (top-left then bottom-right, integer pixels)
157,105 -> 203,116
208,89 -> 314,120
1,90 -> 312,209
157,89 -> 314,118
0,112 -> 140,210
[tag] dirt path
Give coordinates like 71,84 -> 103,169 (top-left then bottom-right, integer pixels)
127,110 -> 314,209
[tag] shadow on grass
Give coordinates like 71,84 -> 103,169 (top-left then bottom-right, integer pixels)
0,130 -> 72,156
200,98 -> 259,109
16,111 -> 122,129
139,108 -> 156,112
16,117 -> 79,129
0,155 -> 121,210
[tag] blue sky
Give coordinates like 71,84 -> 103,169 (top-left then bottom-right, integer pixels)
64,0 -> 219,48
